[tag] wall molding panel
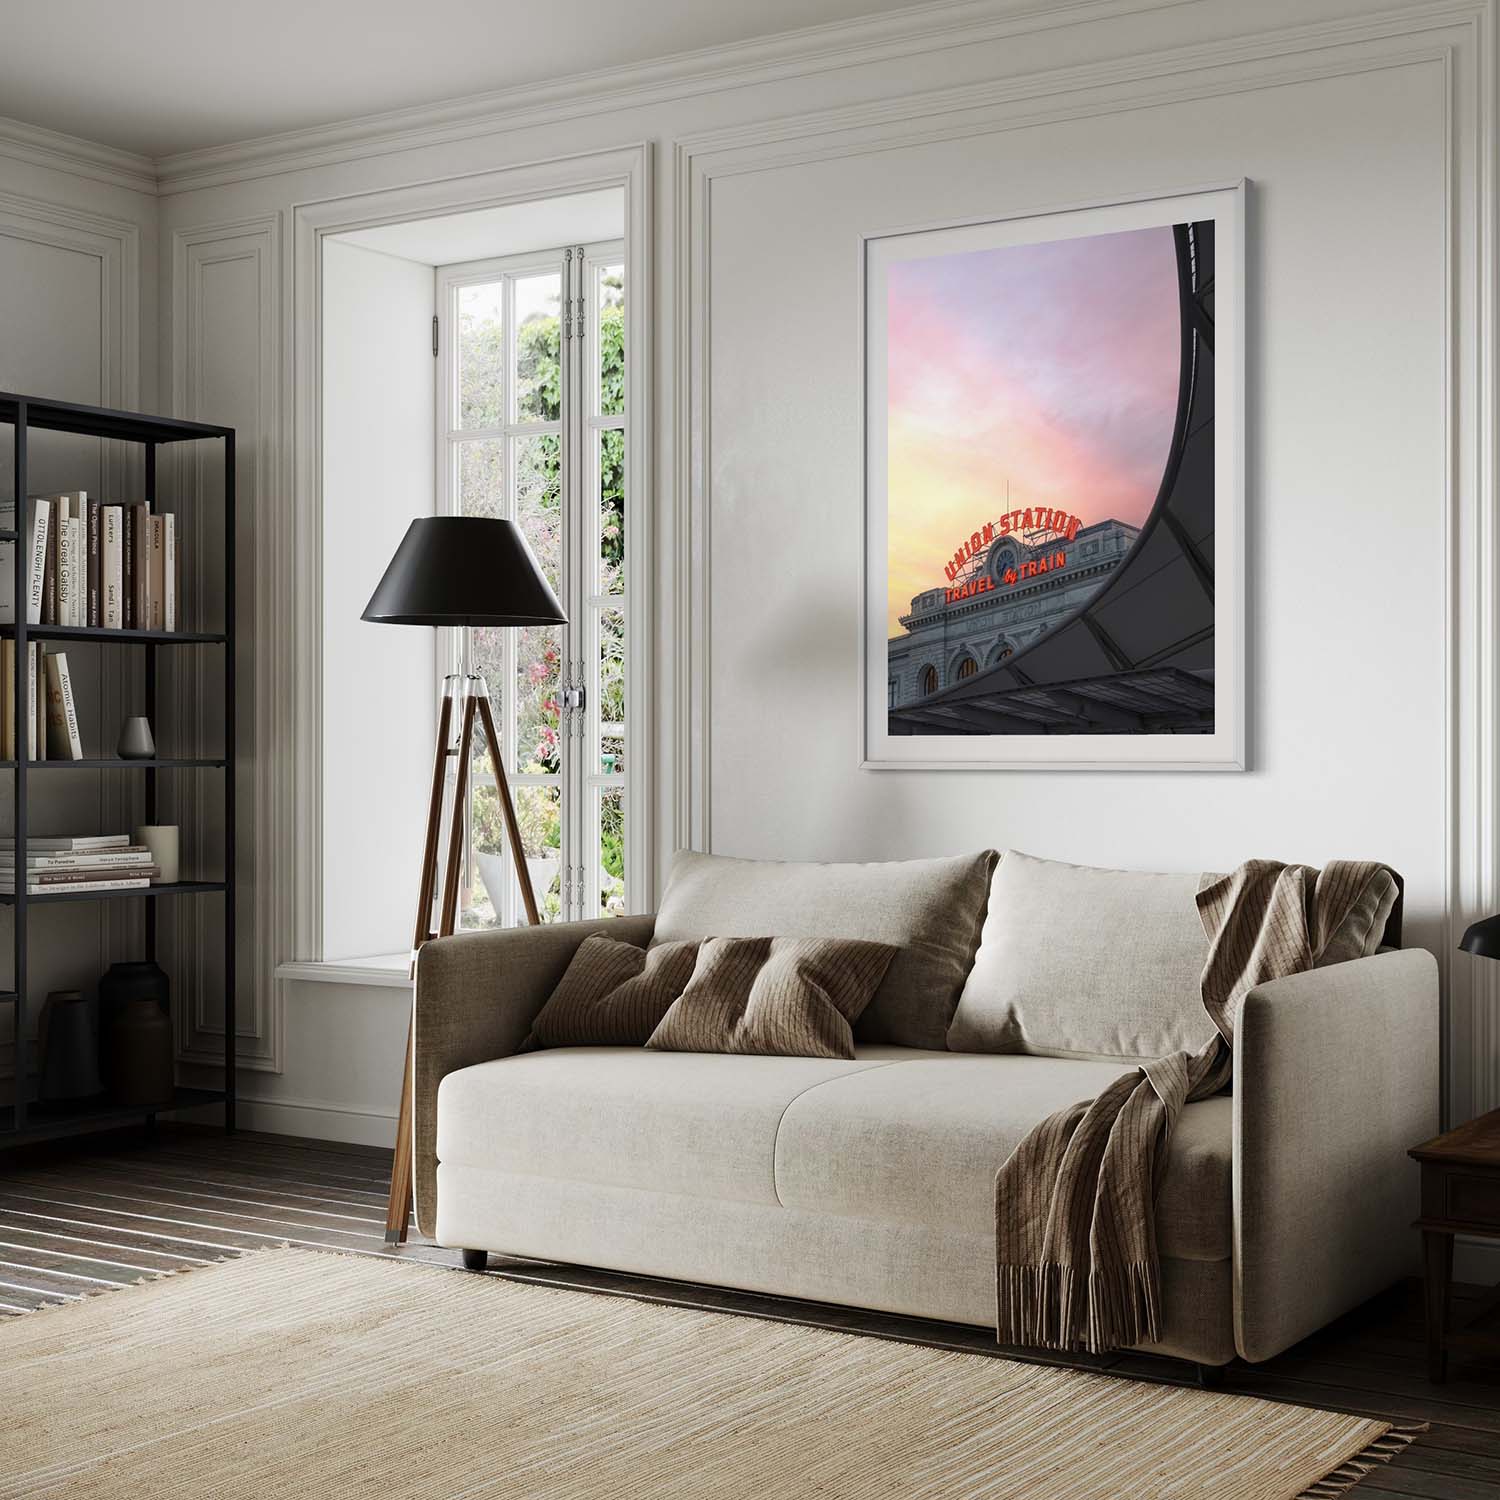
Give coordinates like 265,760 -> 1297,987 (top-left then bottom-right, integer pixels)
0,188 -> 142,1003
171,213 -> 284,1073
673,3 -> 1493,1129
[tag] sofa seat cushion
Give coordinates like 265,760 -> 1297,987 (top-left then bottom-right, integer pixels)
436,1047 -> 896,1208
774,1051 -> 1231,1262
436,1046 -> 1231,1263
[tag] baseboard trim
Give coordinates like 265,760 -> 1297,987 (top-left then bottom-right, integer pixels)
233,1093 -> 398,1149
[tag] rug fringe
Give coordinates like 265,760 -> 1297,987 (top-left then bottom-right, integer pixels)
1294,1423 -> 1427,1499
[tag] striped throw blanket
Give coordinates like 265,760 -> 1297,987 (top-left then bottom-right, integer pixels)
993,859 -> 1390,1354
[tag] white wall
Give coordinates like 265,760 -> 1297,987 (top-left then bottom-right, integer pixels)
705,69 -> 1444,883
0,143 -> 158,1098
101,0 -> 1493,1159
321,238 -> 435,961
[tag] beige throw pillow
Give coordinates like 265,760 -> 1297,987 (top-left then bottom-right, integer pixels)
645,936 -> 897,1059
527,934 -> 700,1048
652,850 -> 996,1049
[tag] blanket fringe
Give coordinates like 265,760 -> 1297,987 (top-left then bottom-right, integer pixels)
1294,1424 -> 1426,1500
996,1260 -> 1161,1354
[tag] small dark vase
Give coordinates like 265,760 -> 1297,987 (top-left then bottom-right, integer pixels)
98,961 -> 169,1099
38,991 -> 103,1102
108,997 -> 174,1108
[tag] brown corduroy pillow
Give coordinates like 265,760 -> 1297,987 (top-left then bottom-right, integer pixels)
526,934 -> 701,1048
645,936 -> 898,1060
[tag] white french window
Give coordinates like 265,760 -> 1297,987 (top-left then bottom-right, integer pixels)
435,242 -> 633,927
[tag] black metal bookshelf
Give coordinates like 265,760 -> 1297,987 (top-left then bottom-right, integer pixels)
0,391 -> 235,1145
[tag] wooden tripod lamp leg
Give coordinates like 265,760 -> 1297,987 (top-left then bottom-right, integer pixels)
475,688 -> 541,928
385,687 -> 457,1247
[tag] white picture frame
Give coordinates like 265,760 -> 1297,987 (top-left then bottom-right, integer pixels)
861,180 -> 1246,771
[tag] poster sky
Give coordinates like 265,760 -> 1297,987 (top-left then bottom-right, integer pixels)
885,224 -> 1182,634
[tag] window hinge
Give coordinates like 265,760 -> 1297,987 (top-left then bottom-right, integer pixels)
432,315 -> 439,358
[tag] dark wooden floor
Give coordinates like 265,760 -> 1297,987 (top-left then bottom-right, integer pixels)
2,1126 -> 1499,1497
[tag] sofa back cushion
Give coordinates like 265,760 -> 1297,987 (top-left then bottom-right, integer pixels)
948,850 -> 1217,1062
653,850 -> 997,1049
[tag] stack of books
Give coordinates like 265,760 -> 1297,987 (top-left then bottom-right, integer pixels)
0,492 -> 180,631
0,836 -> 159,894
0,646 -> 83,761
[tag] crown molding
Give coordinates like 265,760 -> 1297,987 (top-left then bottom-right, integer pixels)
151,0 -> 1198,195
0,113 -> 157,195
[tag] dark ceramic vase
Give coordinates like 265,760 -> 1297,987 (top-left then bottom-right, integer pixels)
38,990 -> 103,1101
98,960 -> 170,1101
108,996 -> 174,1107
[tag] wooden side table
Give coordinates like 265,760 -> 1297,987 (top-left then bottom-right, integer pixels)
1410,1108 -> 1500,1381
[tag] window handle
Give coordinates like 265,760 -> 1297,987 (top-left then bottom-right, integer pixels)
562,686 -> 586,712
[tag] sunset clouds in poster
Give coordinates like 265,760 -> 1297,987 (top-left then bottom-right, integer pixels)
885,224 -> 1182,634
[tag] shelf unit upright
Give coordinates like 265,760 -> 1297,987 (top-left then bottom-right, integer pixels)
0,390 -> 236,1144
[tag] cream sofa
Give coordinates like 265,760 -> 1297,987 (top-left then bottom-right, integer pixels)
411,852 -> 1438,1370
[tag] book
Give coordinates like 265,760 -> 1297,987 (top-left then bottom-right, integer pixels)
34,643 -> 44,761
0,866 -> 157,887
148,515 -> 165,631
0,501 -> 13,626
129,503 -> 150,631
0,848 -> 153,870
57,513 -> 75,627
87,500 -> 100,628
40,507 -> 56,624
0,641 -> 11,761
163,514 -> 176,632
0,877 -> 152,894
122,503 -> 137,629
102,506 -> 123,629
0,834 -> 132,850
26,643 -> 36,761
43,653 -> 82,761
25,500 -> 48,626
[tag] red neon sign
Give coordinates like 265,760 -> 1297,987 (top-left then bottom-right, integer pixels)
943,507 -> 1083,583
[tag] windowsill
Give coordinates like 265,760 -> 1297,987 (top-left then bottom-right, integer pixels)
276,955 -> 412,990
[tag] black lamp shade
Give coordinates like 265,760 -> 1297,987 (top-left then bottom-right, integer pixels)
1460,913 -> 1500,959
362,517 -> 566,627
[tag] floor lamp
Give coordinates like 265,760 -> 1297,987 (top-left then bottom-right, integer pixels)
362,516 -> 567,1244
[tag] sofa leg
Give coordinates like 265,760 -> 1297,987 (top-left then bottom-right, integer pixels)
461,1249 -> 489,1272
1195,1363 -> 1224,1389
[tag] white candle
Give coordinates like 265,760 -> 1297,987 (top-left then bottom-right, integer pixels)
134,825 -> 180,885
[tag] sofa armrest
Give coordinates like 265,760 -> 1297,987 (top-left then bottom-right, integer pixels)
411,914 -> 655,1237
1233,947 -> 1439,1362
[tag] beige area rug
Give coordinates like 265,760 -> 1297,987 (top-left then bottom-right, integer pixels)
0,1246 -> 1416,1500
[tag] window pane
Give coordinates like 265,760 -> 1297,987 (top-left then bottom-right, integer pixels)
468,783 -> 563,926
517,626 -> 563,775
517,784 -> 563,919
458,439 -> 504,520
599,427 -> 624,596
598,264 -> 624,418
515,273 -> 561,423
598,607 -> 624,728
457,283 -> 504,429
600,734 -> 623,776
515,434 -> 561,590
598,785 -> 624,916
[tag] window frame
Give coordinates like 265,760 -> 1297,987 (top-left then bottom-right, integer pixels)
434,239 -> 639,929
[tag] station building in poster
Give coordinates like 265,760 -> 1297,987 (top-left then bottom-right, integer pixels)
887,514 -> 1139,709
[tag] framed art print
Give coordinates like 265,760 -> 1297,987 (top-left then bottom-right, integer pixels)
861,182 -> 1245,769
